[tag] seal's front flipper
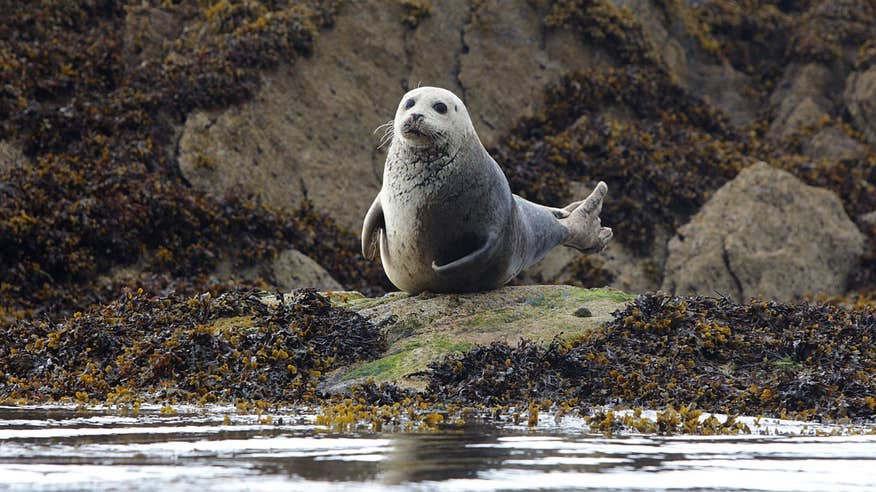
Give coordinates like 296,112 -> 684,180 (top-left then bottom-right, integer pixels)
432,232 -> 497,276
561,181 -> 613,253
361,195 -> 384,260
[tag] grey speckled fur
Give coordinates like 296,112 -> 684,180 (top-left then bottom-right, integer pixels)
362,87 -> 612,294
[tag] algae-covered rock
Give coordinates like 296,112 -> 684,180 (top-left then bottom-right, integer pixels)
768,63 -> 836,140
427,292 -> 876,420
845,66 -> 876,148
322,285 -> 634,390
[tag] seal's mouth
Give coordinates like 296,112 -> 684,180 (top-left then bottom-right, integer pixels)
401,116 -> 435,143
402,125 -> 426,138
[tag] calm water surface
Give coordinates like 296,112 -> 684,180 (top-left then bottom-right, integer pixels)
1,405 -> 875,491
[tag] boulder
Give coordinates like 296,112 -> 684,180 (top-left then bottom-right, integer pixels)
270,248 -> 343,291
662,162 -> 865,302
522,219 -> 669,294
845,66 -> 876,148
318,285 -> 634,390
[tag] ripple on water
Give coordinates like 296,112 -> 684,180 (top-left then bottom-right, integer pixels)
0,405 -> 875,492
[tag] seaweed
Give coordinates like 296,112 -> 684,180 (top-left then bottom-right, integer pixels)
0,1 -> 388,332
497,0 -> 876,288
0,288 -> 386,404
397,0 -> 432,29
544,0 -> 661,67
495,66 -> 742,255
427,294 -> 876,421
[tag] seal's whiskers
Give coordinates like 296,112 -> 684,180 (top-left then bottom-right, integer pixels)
374,120 -> 394,149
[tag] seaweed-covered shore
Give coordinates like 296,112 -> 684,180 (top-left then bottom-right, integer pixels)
2,0 -> 875,332
2,0 -> 876,435
1,288 -> 873,431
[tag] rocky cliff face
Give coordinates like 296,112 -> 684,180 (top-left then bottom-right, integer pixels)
177,0 -> 602,231
176,0 -> 876,302
1,1 -> 875,326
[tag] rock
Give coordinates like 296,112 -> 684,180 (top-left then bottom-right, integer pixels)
270,248 -> 342,291
123,5 -> 182,68
768,63 -> 836,140
801,125 -> 870,162
176,0 -> 597,231
522,230 -> 667,294
861,211 -> 876,229
178,0 -> 420,232
613,0 -> 757,127
662,162 -> 865,302
682,60 -> 757,128
320,285 -> 634,390
0,141 -> 25,171
459,0 -> 598,148
845,66 -> 876,148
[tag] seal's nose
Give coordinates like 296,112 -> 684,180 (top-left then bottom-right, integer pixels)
410,113 -> 424,122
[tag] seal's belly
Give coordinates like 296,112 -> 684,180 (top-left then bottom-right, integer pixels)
380,195 -> 506,293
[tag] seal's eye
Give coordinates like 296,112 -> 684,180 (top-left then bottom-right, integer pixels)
404,98 -> 415,109
433,102 -> 448,114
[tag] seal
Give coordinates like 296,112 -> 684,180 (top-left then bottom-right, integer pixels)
362,86 -> 612,293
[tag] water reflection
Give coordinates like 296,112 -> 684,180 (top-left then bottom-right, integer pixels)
1,405 -> 875,491
380,427 -> 507,484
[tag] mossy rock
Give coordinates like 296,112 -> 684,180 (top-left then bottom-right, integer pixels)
322,285 -> 634,391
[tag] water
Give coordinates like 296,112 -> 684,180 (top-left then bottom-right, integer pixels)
1,405 -> 875,491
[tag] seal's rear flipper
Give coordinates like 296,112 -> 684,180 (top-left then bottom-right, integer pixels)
362,195 -> 384,260
561,181 -> 613,253
432,232 -> 497,276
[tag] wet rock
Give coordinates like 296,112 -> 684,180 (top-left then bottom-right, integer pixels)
0,289 -> 386,404
271,248 -> 343,291
662,162 -> 865,302
845,66 -> 876,148
323,285 -> 633,391
427,292 -> 876,419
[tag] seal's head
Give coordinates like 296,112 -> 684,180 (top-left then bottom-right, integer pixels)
392,87 -> 475,151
